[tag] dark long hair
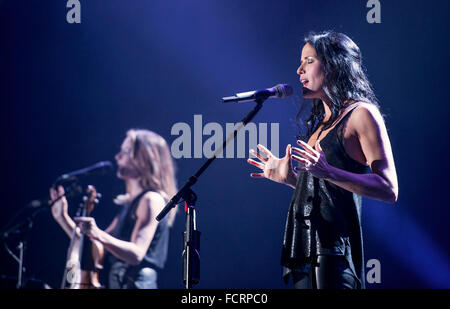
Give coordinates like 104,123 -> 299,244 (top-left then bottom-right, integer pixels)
297,31 -> 379,140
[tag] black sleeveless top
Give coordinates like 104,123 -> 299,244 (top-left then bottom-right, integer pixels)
281,105 -> 370,288
108,190 -> 170,288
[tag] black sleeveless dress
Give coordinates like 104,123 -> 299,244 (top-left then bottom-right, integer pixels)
107,190 -> 170,289
281,105 -> 370,288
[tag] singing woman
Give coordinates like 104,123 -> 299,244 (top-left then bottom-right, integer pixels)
247,31 -> 398,289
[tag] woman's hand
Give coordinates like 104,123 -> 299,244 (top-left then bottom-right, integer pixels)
49,185 -> 69,221
74,217 -> 102,241
291,140 -> 332,179
247,144 -> 298,188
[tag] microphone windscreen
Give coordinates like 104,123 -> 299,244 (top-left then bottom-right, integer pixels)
274,84 -> 294,98
91,161 -> 113,175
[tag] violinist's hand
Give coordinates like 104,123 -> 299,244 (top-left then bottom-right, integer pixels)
49,185 -> 69,221
247,144 -> 298,188
74,217 -> 102,241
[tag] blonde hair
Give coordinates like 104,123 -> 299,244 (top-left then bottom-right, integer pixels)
115,129 -> 178,226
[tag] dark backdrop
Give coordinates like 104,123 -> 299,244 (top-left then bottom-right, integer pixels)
0,0 -> 449,289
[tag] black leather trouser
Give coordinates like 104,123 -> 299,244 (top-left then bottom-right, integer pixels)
292,255 -> 361,289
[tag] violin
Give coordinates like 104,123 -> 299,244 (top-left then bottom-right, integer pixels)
61,185 -> 104,289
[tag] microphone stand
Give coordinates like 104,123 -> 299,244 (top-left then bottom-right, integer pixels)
182,189 -> 199,289
156,98 -> 267,289
1,203 -> 42,289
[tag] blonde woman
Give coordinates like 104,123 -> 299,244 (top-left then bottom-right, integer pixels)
50,129 -> 177,289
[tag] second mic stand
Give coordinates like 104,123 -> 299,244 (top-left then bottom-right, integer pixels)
156,98 -> 267,289
182,189 -> 200,289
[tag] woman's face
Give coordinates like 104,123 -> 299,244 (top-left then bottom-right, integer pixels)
115,137 -> 140,180
297,43 -> 327,100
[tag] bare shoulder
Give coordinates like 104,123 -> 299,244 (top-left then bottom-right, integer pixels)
136,191 -> 165,219
144,191 -> 166,211
348,102 -> 385,133
352,102 -> 382,118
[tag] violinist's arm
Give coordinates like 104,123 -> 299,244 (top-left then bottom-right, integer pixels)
78,192 -> 164,266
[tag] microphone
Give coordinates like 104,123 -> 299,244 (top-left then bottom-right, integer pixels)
27,199 -> 44,208
222,84 -> 293,103
53,161 -> 113,185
